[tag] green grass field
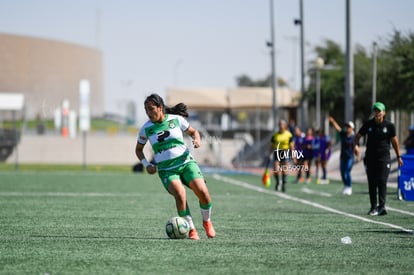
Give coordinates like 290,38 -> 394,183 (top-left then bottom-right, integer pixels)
0,169 -> 413,274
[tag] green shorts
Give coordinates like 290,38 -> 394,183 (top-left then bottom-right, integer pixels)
158,160 -> 204,189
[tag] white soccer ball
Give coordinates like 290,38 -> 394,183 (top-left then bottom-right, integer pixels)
165,216 -> 190,239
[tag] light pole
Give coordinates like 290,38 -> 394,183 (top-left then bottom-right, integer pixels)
315,57 -> 324,130
295,0 -> 306,130
345,0 -> 354,123
268,0 -> 277,131
372,42 -> 377,106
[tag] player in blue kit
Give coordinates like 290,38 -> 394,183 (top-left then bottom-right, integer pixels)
315,129 -> 331,184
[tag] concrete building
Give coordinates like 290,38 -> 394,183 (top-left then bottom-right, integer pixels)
0,33 -> 104,120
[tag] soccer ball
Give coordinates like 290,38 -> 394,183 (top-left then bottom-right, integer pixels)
165,216 -> 190,239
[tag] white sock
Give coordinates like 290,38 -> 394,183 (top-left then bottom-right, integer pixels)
201,207 -> 212,222
182,215 -> 195,229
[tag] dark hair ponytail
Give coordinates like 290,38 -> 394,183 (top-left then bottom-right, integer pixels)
144,93 -> 189,117
166,103 -> 188,117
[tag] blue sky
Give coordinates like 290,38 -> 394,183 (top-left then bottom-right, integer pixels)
0,0 -> 413,123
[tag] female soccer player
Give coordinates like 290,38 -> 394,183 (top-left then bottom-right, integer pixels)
329,116 -> 360,195
270,119 -> 294,192
303,127 -> 315,184
355,102 -> 403,216
315,129 -> 331,184
135,93 -> 215,240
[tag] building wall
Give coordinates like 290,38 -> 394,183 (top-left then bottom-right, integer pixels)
0,33 -> 104,119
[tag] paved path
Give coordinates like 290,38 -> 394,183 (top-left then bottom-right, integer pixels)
6,135 -> 402,189
327,146 -> 399,186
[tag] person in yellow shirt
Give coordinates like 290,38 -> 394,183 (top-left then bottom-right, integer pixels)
270,119 -> 294,192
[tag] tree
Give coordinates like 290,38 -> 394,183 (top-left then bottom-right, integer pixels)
307,40 -> 375,122
377,30 -> 414,111
235,74 -> 288,87
353,45 -> 374,118
235,30 -> 414,125
306,40 -> 346,121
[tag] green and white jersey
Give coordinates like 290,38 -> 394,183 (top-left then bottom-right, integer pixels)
138,114 -> 191,170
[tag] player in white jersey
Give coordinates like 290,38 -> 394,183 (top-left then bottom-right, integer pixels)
135,93 -> 216,240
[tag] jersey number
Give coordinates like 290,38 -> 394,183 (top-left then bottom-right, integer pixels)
157,131 -> 170,142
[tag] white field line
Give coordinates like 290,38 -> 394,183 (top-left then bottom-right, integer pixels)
0,192 -> 141,197
0,171 -> 129,177
301,187 -> 332,197
212,174 -> 414,234
387,206 -> 414,217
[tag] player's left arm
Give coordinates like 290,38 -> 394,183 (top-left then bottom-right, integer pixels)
185,126 -> 201,148
391,135 -> 403,166
289,135 -> 297,164
354,143 -> 361,162
289,135 -> 294,151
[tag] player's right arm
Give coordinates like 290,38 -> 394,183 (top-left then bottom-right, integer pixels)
135,142 -> 157,174
329,116 -> 341,132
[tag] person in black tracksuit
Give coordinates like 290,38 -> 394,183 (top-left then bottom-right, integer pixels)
354,102 -> 403,216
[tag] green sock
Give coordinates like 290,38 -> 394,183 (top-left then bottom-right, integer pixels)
178,208 -> 194,229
